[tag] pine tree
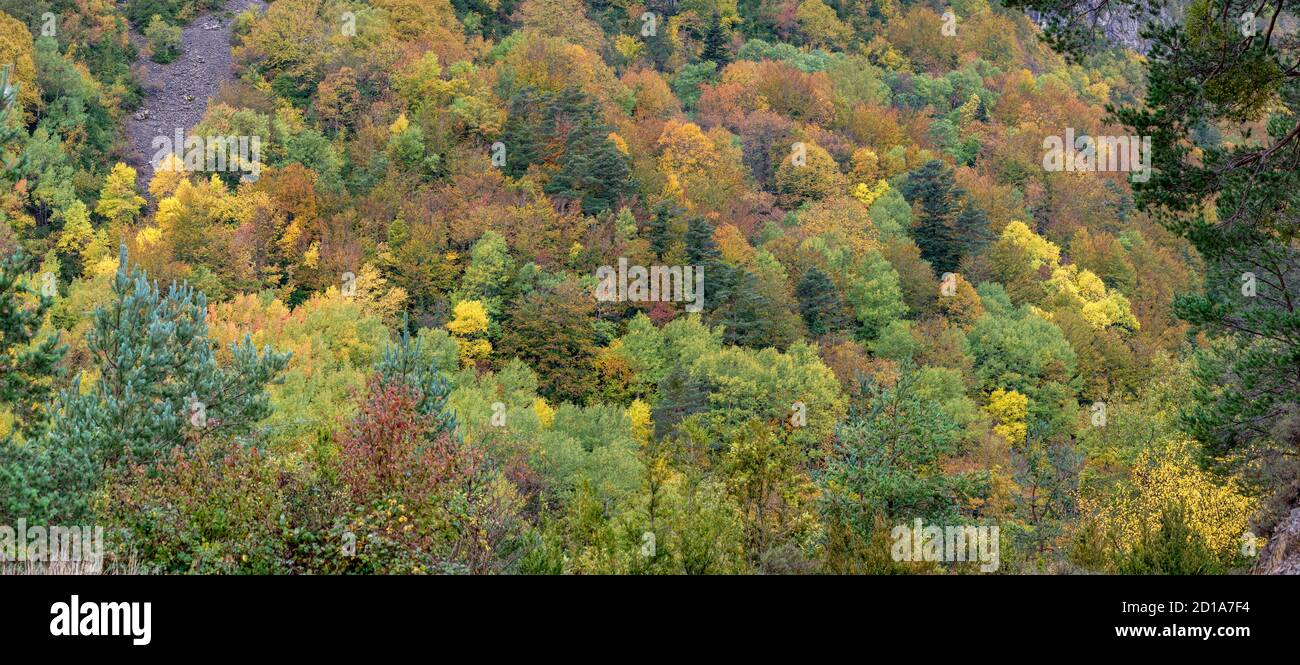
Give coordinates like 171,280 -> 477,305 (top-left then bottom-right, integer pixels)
700,14 -> 731,67
796,266 -> 850,337
954,203 -> 993,258
376,320 -> 458,436
819,366 -> 964,534
11,246 -> 290,521
501,87 -> 545,179
652,364 -> 709,439
684,216 -> 734,312
684,216 -> 719,264
712,268 -> 772,347
649,202 -> 679,260
0,248 -> 65,440
900,160 -> 962,274
545,114 -> 635,215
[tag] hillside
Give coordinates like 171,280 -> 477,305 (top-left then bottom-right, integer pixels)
0,0 -> 1296,575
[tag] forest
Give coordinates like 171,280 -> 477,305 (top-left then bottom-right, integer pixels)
0,0 -> 1296,575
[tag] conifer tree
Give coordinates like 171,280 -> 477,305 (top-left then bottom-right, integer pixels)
900,160 -> 962,274
0,65 -> 26,180
376,321 -> 459,436
0,248 -> 65,440
652,364 -> 709,439
796,266 -> 850,337
10,246 -> 289,521
700,14 -> 731,67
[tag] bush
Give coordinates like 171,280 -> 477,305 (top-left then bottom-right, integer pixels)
1114,506 -> 1227,575
145,15 -> 182,64
100,442 -> 288,574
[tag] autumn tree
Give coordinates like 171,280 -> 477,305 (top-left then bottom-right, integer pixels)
497,279 -> 598,404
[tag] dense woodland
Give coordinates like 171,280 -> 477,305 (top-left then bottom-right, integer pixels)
0,0 -> 1296,574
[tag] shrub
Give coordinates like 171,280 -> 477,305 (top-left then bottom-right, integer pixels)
145,15 -> 182,64
100,442 -> 287,574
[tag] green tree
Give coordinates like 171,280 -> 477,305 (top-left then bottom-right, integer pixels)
498,279 -> 597,404
819,367 -> 974,548
0,248 -> 64,441
795,266 -> 850,337
9,247 -> 289,521
454,230 -> 514,319
700,13 -> 731,66
544,113 -> 635,215
144,15 -> 182,64
845,250 -> 907,341
900,159 -> 962,274
0,64 -> 27,180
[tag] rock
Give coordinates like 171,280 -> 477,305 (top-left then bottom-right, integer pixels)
1254,506 -> 1300,575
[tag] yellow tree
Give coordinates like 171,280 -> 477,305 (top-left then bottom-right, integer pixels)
795,0 -> 852,49
774,141 -> 845,209
656,119 -> 746,213
95,163 -> 147,236
517,0 -> 604,52
148,153 -> 188,200
0,12 -> 40,120
446,299 -> 492,366
985,388 -> 1028,446
1082,442 -> 1256,565
55,201 -> 101,266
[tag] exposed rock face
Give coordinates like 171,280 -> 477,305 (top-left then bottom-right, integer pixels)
123,0 -> 267,193
1254,506 -> 1300,575
1094,7 -> 1156,53
1028,2 -> 1185,55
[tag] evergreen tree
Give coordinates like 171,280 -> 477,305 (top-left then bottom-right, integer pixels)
819,367 -> 969,538
954,203 -> 994,258
544,114 -> 636,215
712,268 -> 773,348
0,248 -> 65,440
684,216 -> 721,266
376,320 -> 458,436
504,86 -> 636,215
6,246 -> 290,521
795,266 -> 850,337
683,216 -> 735,315
649,202 -> 678,260
900,160 -> 963,274
700,14 -> 732,67
501,87 -> 545,179
652,364 -> 709,439
0,65 -> 26,180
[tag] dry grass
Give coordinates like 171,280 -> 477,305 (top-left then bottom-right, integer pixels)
0,555 -> 145,575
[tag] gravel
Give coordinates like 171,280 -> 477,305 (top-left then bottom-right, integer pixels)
122,0 -> 268,194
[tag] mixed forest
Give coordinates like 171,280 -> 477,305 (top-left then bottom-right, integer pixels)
0,0 -> 1297,574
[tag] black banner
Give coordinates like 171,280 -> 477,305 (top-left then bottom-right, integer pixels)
1,574 -> 1291,656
